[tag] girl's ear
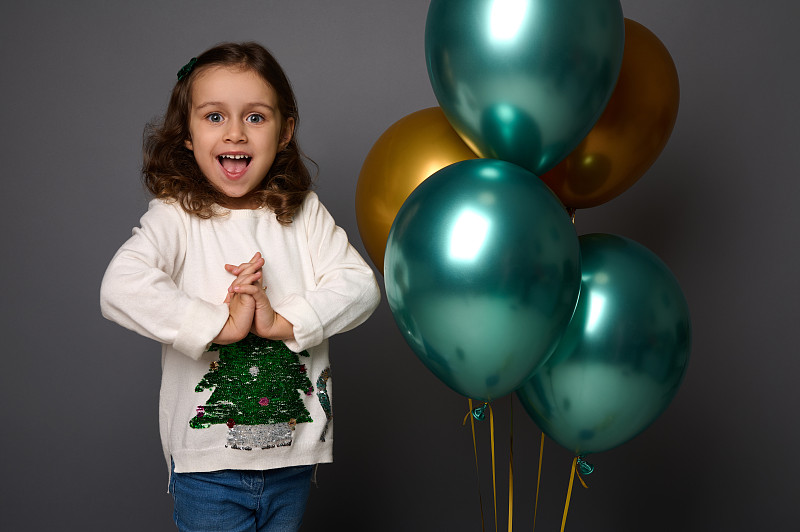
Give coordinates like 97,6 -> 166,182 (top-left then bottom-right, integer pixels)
279,118 -> 295,150
184,137 -> 193,151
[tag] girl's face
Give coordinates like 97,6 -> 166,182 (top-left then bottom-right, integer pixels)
185,66 -> 295,209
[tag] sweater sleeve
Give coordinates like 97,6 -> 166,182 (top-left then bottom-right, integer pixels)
99,200 -> 229,359
274,193 -> 381,353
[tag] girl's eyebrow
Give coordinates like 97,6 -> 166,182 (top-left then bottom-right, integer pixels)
194,101 -> 275,112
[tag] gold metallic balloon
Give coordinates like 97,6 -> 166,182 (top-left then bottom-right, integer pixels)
356,107 -> 477,273
540,19 -> 680,209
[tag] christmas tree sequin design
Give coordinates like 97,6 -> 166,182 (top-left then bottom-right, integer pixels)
190,334 -> 314,450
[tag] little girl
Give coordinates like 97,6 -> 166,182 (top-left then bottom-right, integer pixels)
100,42 -> 380,531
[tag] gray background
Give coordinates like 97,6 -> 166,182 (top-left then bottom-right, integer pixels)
2,0 -> 797,530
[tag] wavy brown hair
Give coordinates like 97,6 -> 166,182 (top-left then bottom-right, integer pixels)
143,42 -> 315,224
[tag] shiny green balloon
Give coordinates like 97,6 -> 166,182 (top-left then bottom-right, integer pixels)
425,0 -> 625,176
517,234 -> 691,454
384,159 -> 581,401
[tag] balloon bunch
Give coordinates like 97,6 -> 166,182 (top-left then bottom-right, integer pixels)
356,0 -> 689,463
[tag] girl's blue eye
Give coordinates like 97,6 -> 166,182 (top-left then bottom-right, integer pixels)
246,114 -> 264,124
206,112 -> 223,123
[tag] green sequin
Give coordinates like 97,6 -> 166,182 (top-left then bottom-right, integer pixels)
316,367 -> 332,442
189,335 -> 313,433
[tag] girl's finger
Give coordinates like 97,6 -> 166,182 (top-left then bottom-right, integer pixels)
231,284 -> 266,297
228,272 -> 263,292
238,256 -> 265,275
231,261 -> 264,284
227,258 -> 264,276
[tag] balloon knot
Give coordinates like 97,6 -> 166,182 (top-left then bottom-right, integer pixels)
472,403 -> 488,421
577,456 -> 594,476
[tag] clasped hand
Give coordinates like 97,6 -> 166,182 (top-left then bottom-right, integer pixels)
213,252 -> 290,344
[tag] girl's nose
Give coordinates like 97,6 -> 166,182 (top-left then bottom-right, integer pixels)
224,122 -> 246,143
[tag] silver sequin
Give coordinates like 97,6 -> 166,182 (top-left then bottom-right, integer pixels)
226,422 -> 294,451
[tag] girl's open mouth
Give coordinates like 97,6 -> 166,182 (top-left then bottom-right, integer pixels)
218,154 -> 252,177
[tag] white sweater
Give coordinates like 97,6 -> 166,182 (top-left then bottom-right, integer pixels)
100,193 -> 380,474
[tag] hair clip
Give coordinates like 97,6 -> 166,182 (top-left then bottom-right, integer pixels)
177,57 -> 198,81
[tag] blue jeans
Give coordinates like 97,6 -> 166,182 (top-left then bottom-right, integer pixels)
170,462 -> 314,532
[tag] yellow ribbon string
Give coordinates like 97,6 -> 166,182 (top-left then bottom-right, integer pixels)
560,457 -> 578,532
533,432 -> 544,532
576,469 -> 589,490
488,403 -> 498,532
465,399 -> 486,532
507,398 -> 514,532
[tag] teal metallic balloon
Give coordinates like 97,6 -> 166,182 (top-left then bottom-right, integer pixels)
517,234 -> 691,454
384,159 -> 581,401
425,0 -> 625,176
